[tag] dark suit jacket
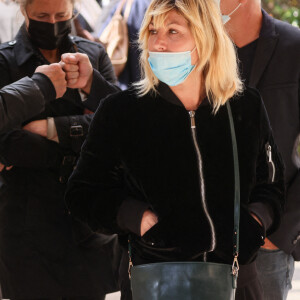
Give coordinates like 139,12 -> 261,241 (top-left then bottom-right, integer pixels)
240,10 -> 300,260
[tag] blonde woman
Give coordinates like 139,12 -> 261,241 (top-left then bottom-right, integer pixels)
66,0 -> 284,299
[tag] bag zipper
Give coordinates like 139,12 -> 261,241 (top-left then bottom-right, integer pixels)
189,111 -> 216,256
265,142 -> 275,183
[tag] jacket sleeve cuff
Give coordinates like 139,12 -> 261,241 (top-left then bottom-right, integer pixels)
117,197 -> 151,236
248,202 -> 274,235
31,73 -> 56,102
83,69 -> 120,112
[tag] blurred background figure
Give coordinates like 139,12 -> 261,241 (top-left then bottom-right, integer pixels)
73,0 -> 119,42
95,0 -> 151,89
70,0 -> 152,89
73,0 -> 102,41
0,0 -> 24,43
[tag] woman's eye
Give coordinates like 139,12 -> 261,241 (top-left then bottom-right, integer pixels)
57,14 -> 66,19
149,29 -> 157,35
169,29 -> 178,34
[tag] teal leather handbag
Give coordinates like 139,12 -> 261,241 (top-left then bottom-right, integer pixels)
129,102 -> 240,300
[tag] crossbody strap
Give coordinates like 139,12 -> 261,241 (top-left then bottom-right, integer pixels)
226,101 -> 240,288
124,0 -> 134,21
114,0 -> 127,16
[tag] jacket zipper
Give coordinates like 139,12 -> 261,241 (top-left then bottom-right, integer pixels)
265,142 -> 275,183
189,111 -> 216,257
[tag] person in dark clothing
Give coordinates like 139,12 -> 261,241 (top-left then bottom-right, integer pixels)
65,1 -> 285,299
0,64 -> 67,134
0,0 -> 121,299
221,0 -> 300,299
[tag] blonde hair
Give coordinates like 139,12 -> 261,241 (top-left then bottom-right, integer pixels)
135,0 -> 243,112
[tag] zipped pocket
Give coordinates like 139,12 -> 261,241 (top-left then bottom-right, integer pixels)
265,142 -> 275,183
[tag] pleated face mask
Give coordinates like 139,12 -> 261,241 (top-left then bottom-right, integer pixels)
28,18 -> 72,50
148,47 -> 196,86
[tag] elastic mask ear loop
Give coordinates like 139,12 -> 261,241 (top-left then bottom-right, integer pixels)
222,3 -> 242,24
191,47 -> 197,54
227,3 -> 242,18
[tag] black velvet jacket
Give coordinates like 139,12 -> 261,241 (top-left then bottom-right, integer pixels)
66,84 -> 285,265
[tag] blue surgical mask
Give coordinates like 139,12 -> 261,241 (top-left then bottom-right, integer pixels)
148,48 -> 196,87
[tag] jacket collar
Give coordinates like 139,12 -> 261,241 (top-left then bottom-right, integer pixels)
14,23 -> 75,67
248,9 -> 279,87
156,81 -> 209,109
14,24 -> 35,66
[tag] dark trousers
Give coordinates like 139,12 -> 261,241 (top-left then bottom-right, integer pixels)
119,250 -> 263,300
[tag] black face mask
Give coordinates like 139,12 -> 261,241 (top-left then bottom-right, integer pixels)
28,18 -> 72,50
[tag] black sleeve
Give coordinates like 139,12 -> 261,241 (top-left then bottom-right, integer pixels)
0,51 -> 56,133
0,129 -> 63,169
268,171 -> 300,252
117,197 -> 151,236
83,50 -> 121,112
31,72 -> 56,101
54,46 -> 120,153
248,100 -> 285,236
65,96 -> 131,234
0,77 -> 51,133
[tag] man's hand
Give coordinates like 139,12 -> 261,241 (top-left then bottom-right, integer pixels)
23,120 -> 48,137
140,210 -> 158,237
35,64 -> 67,99
61,53 -> 93,94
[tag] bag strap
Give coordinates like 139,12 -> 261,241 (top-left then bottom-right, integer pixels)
226,101 -> 240,289
114,0 -> 127,16
124,0 -> 134,21
114,0 -> 133,21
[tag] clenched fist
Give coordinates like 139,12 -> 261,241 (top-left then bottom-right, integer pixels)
60,53 -> 93,94
35,64 -> 67,99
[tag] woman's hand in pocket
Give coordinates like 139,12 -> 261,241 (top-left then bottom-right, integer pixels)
250,213 -> 279,250
140,210 -> 158,236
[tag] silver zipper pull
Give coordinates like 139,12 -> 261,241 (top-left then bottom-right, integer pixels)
265,143 -> 275,183
189,111 -> 196,129
267,145 -> 272,162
